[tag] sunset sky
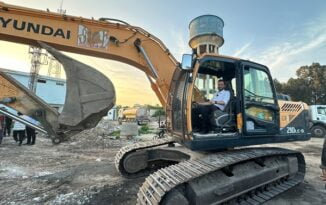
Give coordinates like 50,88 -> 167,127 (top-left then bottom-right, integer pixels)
1,0 -> 326,106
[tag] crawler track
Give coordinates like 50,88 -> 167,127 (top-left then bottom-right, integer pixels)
115,138 -> 175,178
137,147 -> 305,205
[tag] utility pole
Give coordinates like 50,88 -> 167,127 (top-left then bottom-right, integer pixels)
46,0 -> 65,79
28,47 -> 48,92
57,0 -> 66,14
28,1 -> 66,91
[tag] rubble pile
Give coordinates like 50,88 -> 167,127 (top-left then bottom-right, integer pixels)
68,119 -> 158,149
68,119 -> 128,149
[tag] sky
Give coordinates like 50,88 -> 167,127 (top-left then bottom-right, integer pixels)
1,0 -> 326,106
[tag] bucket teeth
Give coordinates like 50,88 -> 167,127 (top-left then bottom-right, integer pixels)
38,41 -> 116,131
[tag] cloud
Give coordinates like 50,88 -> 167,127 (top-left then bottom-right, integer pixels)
170,29 -> 191,61
233,42 -> 252,57
242,14 -> 326,82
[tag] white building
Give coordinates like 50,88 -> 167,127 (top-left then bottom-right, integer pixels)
107,106 -> 119,120
195,74 -> 218,99
1,68 -> 66,111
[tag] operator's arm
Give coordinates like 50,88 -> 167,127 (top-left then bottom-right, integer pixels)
204,90 -> 230,111
210,91 -> 230,105
211,100 -> 226,105
197,91 -> 225,105
198,101 -> 213,105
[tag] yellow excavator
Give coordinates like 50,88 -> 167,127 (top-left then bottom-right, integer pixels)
0,2 -> 311,204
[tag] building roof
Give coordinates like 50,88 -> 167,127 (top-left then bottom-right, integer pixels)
0,67 -> 66,106
0,67 -> 65,83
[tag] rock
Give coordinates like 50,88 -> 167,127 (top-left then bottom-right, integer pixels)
33,197 -> 41,202
108,135 -> 117,140
120,123 -> 138,136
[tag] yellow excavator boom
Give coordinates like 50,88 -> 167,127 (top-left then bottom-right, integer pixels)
0,2 -> 179,141
0,1 -> 179,105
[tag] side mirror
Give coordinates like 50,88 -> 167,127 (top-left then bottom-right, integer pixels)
181,54 -> 193,70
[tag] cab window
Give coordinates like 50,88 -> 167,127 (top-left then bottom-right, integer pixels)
317,107 -> 326,115
244,67 -> 274,104
244,66 -> 276,124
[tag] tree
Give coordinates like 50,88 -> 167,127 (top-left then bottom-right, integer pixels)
295,63 -> 326,104
152,108 -> 165,117
275,63 -> 326,104
273,78 -> 284,93
282,78 -> 312,103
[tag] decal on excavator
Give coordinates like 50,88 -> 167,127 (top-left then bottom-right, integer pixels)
77,25 -> 109,49
0,16 -> 71,39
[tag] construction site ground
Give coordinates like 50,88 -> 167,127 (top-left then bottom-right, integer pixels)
0,122 -> 325,205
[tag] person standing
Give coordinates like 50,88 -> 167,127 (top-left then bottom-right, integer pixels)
4,116 -> 12,137
12,112 -> 26,146
24,115 -> 38,145
25,126 -> 36,145
0,114 -> 3,144
321,136 -> 326,182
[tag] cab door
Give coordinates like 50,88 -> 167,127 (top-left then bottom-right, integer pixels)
241,62 -> 280,135
169,68 -> 191,137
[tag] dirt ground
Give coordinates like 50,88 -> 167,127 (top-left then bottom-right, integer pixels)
0,124 -> 325,205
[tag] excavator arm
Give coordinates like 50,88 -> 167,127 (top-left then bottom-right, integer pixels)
0,2 -> 179,141
0,1 -> 179,105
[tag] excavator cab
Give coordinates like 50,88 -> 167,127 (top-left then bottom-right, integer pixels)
191,56 -> 238,133
169,54 -> 310,151
167,15 -> 310,151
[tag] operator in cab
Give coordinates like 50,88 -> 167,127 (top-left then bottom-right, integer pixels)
193,79 -> 230,133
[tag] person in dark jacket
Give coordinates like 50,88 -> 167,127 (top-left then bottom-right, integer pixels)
321,136 -> 326,182
0,114 -> 3,144
4,116 -> 12,137
25,126 -> 36,145
24,115 -> 38,145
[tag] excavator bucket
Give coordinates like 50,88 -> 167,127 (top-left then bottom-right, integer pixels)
0,42 -> 115,144
38,42 -> 116,133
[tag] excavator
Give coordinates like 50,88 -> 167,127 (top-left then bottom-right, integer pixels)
0,2 -> 311,204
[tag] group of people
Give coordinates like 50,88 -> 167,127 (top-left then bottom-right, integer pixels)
0,112 -> 37,146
